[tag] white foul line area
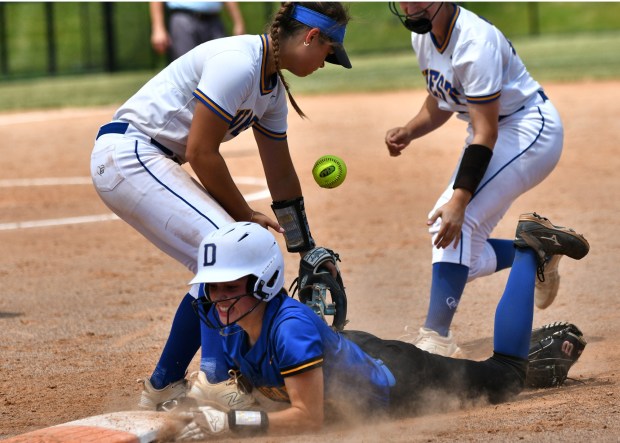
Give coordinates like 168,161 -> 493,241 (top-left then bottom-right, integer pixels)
0,176 -> 269,232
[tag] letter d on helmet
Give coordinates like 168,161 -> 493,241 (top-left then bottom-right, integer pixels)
190,222 -> 284,302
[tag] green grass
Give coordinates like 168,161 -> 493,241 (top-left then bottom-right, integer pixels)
1,31 -> 619,113
4,2 -> 620,80
268,30 -> 620,94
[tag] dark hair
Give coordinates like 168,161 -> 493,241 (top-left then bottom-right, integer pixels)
269,2 -> 350,118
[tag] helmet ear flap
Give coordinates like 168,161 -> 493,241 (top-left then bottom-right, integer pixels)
246,275 -> 259,298
248,269 -> 283,301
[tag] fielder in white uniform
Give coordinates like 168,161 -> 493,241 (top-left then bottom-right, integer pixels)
386,2 -> 564,356
91,2 -> 351,409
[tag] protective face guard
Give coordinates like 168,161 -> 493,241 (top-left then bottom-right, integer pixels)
192,284 -> 262,331
388,2 -> 443,34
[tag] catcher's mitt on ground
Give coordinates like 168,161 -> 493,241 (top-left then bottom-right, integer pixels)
526,322 -> 587,388
289,246 -> 348,331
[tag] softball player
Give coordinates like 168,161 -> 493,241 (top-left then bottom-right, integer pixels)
90,2 -> 351,410
385,2 -> 565,356
181,215 -> 588,436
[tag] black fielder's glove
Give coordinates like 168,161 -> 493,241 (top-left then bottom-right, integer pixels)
289,247 -> 348,331
526,322 -> 587,388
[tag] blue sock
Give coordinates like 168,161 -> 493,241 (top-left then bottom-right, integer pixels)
199,321 -> 230,383
493,248 -> 537,359
423,262 -> 469,337
150,293 -> 201,389
488,239 -> 516,272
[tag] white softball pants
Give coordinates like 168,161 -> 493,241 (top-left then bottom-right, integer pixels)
428,92 -> 563,281
90,123 -> 234,297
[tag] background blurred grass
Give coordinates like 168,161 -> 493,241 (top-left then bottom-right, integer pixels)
1,2 -> 619,112
1,29 -> 618,112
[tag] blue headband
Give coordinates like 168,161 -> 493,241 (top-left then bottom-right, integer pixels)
290,4 -> 346,43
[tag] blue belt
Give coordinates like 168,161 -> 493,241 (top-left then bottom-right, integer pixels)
96,122 -> 179,161
458,90 -> 550,121
538,89 -> 549,102
498,90 -> 548,122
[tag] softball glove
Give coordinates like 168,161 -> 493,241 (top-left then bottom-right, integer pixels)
290,246 -> 348,331
526,322 -> 587,388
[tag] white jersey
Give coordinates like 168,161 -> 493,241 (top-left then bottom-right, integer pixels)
412,5 -> 540,121
114,34 -> 288,161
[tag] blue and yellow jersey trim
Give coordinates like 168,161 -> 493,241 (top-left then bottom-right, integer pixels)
260,34 -> 277,96
466,91 -> 501,104
193,88 -> 233,124
280,357 -> 323,378
432,5 -> 460,54
253,122 -> 287,141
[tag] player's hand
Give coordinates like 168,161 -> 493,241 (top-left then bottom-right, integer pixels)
176,406 -> 229,439
250,210 -> 285,234
232,23 -> 246,36
427,191 -> 470,249
151,29 -> 170,55
300,250 -> 339,279
385,126 -> 412,157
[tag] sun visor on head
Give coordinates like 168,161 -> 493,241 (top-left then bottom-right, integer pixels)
291,4 -> 352,69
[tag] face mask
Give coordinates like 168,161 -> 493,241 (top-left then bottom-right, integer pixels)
389,2 -> 444,35
404,17 -> 433,34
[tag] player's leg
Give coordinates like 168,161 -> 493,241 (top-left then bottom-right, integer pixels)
168,12 -> 201,60
492,246 -> 537,358
92,135 -> 235,408
416,215 -> 514,352
416,262 -> 468,354
409,97 -> 563,355
486,212 -> 589,398
487,239 -> 515,272
198,16 -> 227,42
393,214 -> 588,409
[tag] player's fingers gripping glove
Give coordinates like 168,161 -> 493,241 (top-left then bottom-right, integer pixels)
526,322 -> 587,388
290,247 -> 348,331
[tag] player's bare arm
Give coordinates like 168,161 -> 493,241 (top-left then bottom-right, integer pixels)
385,94 -> 452,156
149,2 -> 170,55
266,367 -> 325,434
186,103 -> 254,223
428,100 -> 500,249
224,2 -> 246,36
468,100 -> 500,149
254,131 -> 303,202
254,130 -> 305,233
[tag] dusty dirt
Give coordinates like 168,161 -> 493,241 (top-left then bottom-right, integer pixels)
1,81 -> 619,442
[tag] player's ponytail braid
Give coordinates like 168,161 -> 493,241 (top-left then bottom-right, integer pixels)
270,2 -> 306,119
269,2 -> 350,119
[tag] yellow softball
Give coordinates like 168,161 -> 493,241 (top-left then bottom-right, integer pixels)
312,155 -> 347,189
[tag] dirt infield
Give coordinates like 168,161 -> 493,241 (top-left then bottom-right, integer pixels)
1,81 -> 619,442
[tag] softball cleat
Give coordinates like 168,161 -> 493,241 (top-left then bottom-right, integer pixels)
514,212 -> 590,263
186,370 -> 256,412
402,326 -> 463,358
534,254 -> 562,309
137,377 -> 188,411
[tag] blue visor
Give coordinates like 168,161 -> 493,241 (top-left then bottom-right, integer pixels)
290,4 -> 351,69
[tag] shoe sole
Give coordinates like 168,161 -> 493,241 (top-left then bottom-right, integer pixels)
515,213 -> 590,260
